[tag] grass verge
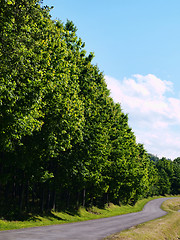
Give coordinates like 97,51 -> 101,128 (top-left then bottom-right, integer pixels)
104,197 -> 180,240
0,196 -> 165,231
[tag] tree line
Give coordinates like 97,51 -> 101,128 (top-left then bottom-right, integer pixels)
0,0 -> 179,216
148,155 -> 180,196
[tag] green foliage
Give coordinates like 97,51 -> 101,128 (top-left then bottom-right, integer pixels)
172,158 -> 180,194
152,157 -> 180,195
0,0 -> 178,216
148,153 -> 160,162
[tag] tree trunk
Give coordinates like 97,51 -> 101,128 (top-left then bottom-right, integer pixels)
67,191 -> 71,209
82,188 -> 86,207
52,190 -> 56,211
19,183 -> 24,212
25,181 -> 29,212
41,186 -> 45,213
76,191 -> 80,208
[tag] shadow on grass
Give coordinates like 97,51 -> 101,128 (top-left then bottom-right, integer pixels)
63,208 -> 81,217
0,209 -> 65,222
0,205 -> 106,223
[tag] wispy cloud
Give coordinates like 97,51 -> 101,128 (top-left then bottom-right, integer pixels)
105,74 -> 180,160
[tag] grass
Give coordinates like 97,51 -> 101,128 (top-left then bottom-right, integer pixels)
0,196 -> 165,231
104,197 -> 180,240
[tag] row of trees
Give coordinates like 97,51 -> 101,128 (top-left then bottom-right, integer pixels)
0,0 -> 179,215
148,155 -> 180,196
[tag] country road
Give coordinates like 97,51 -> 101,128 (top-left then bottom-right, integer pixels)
0,197 -> 173,240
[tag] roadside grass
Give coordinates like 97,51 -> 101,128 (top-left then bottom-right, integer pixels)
104,197 -> 180,240
0,196 -> 166,231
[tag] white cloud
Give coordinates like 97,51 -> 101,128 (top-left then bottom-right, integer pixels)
105,74 -> 180,160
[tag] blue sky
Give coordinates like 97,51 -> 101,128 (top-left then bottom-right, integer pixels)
42,0 -> 180,160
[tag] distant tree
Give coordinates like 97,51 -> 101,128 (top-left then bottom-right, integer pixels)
173,157 -> 180,164
148,153 -> 160,162
171,157 -> 180,194
155,158 -> 174,195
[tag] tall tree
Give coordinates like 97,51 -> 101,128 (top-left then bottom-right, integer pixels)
155,158 -> 174,195
172,157 -> 180,194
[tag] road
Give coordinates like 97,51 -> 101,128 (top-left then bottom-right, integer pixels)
0,197 -> 173,240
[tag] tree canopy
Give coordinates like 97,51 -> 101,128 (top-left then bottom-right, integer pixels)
0,0 -> 179,215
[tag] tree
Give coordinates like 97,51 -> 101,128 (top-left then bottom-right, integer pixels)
155,158 -> 174,195
148,153 -> 160,162
0,0 -> 85,211
171,157 -> 180,194
0,0 -> 50,212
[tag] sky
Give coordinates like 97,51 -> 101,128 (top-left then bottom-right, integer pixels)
42,0 -> 180,160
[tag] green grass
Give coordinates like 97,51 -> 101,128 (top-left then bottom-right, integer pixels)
104,196 -> 180,240
0,196 -> 171,231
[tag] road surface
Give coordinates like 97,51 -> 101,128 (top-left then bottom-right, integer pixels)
0,197 -> 173,240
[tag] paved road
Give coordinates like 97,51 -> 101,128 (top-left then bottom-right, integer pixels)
0,197 -> 173,240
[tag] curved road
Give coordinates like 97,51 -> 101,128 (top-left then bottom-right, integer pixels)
0,197 -> 173,240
